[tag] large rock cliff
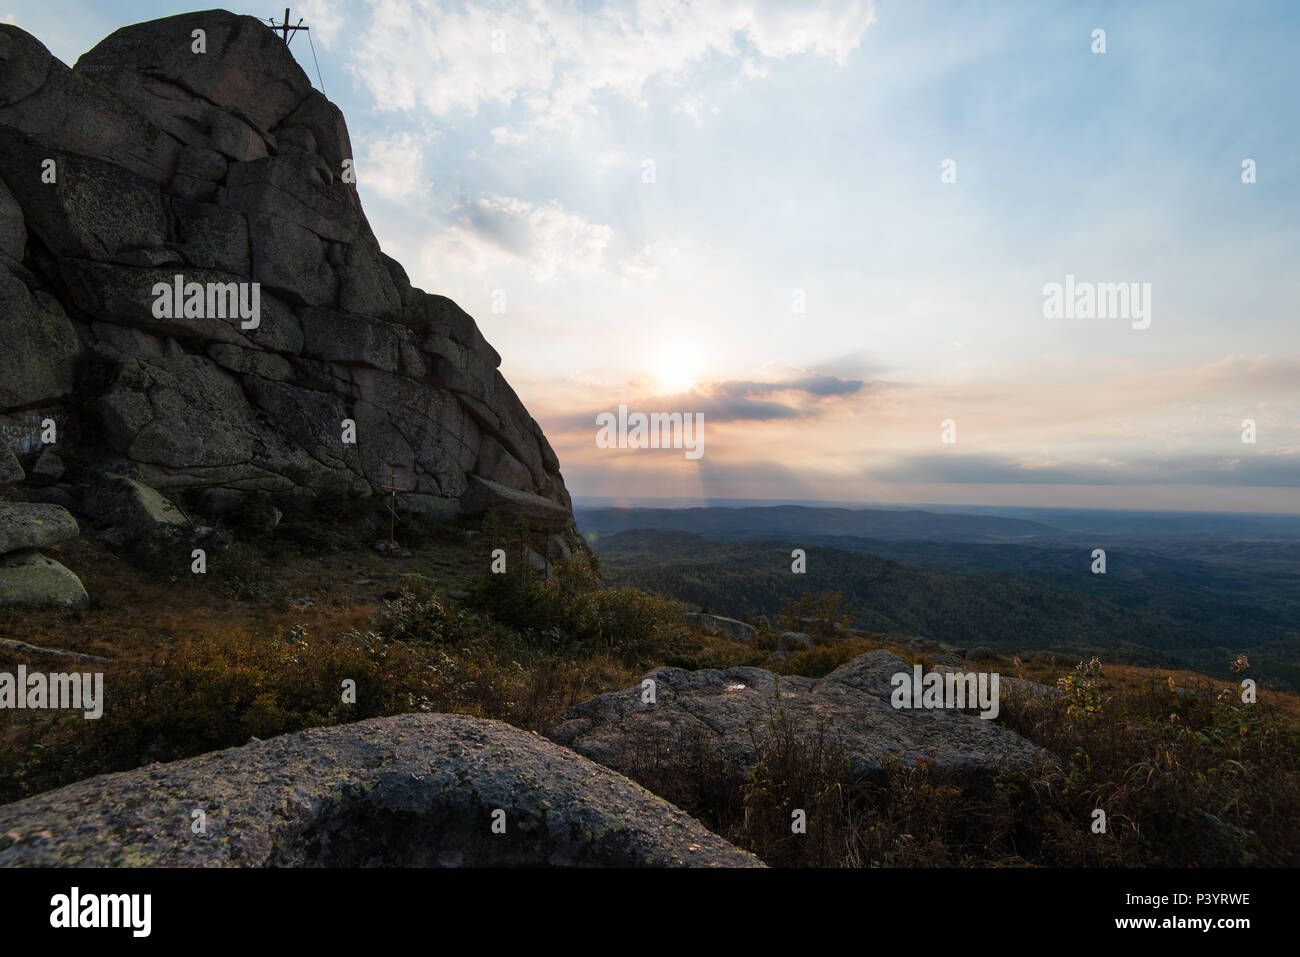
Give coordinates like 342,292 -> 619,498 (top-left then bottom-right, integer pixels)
0,10 -> 574,537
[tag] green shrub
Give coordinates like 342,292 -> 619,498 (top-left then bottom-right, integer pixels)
370,576 -> 492,645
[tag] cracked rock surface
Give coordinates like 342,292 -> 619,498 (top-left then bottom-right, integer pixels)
0,10 -> 575,533
552,649 -> 1054,779
0,713 -> 762,867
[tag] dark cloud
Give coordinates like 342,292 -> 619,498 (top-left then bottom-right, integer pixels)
453,196 -> 531,255
545,373 -> 872,432
712,376 -> 868,399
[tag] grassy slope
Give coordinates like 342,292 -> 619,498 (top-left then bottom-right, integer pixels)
2,532 -> 1297,866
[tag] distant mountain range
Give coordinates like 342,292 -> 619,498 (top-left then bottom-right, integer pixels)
578,505 -> 1065,543
577,503 -> 1300,543
582,505 -> 1300,691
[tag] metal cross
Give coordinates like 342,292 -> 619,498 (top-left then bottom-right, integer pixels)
269,8 -> 309,47
378,471 -> 408,549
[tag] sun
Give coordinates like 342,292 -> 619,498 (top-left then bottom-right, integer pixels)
652,347 -> 700,395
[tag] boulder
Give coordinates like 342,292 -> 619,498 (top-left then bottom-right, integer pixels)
172,199 -> 250,275
95,354 -> 259,469
175,146 -> 228,183
0,26 -> 181,186
777,630 -> 814,651
277,91 -> 356,202
25,486 -> 78,511
74,11 -> 312,133
0,713 -> 761,867
546,532 -> 572,562
26,448 -> 63,486
0,448 -> 22,487
683,612 -> 755,643
0,137 -> 167,261
0,502 -> 79,552
225,145 -> 353,243
552,650 -> 1053,780
82,474 -> 189,540
460,475 -> 574,532
0,269 -> 82,408
247,211 -> 337,306
0,550 -> 88,607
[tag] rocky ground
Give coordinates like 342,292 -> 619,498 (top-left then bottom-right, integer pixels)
552,649 -> 1054,781
0,713 -> 761,867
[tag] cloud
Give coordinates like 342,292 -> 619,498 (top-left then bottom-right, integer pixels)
618,241 -> 680,282
489,126 -> 530,146
359,132 -> 430,202
545,373 -> 872,433
348,0 -> 877,135
426,193 -> 614,280
293,0 -> 347,48
713,375 -> 869,399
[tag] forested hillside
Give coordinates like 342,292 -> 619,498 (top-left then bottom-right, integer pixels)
594,530 -> 1300,691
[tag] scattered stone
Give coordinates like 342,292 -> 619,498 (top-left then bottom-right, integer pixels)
0,550 -> 89,607
777,631 -> 814,651
0,637 -> 109,665
683,612 -> 755,643
373,540 -> 412,558
0,502 -> 80,553
553,650 -> 1053,780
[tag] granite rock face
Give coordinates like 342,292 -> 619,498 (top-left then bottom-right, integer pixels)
0,713 -> 762,867
0,11 -> 574,533
552,650 -> 1054,780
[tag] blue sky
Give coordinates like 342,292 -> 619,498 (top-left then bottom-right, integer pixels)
6,1 -> 1299,511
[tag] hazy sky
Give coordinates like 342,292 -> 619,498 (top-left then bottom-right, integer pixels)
7,1 -> 1299,512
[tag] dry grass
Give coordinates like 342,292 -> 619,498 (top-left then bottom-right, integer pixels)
2,549 -> 1297,868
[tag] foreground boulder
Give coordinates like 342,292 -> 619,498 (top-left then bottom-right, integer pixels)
552,650 -> 1052,780
0,550 -> 87,607
0,713 -> 761,867
0,501 -> 79,553
0,502 -> 86,607
81,474 -> 189,546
